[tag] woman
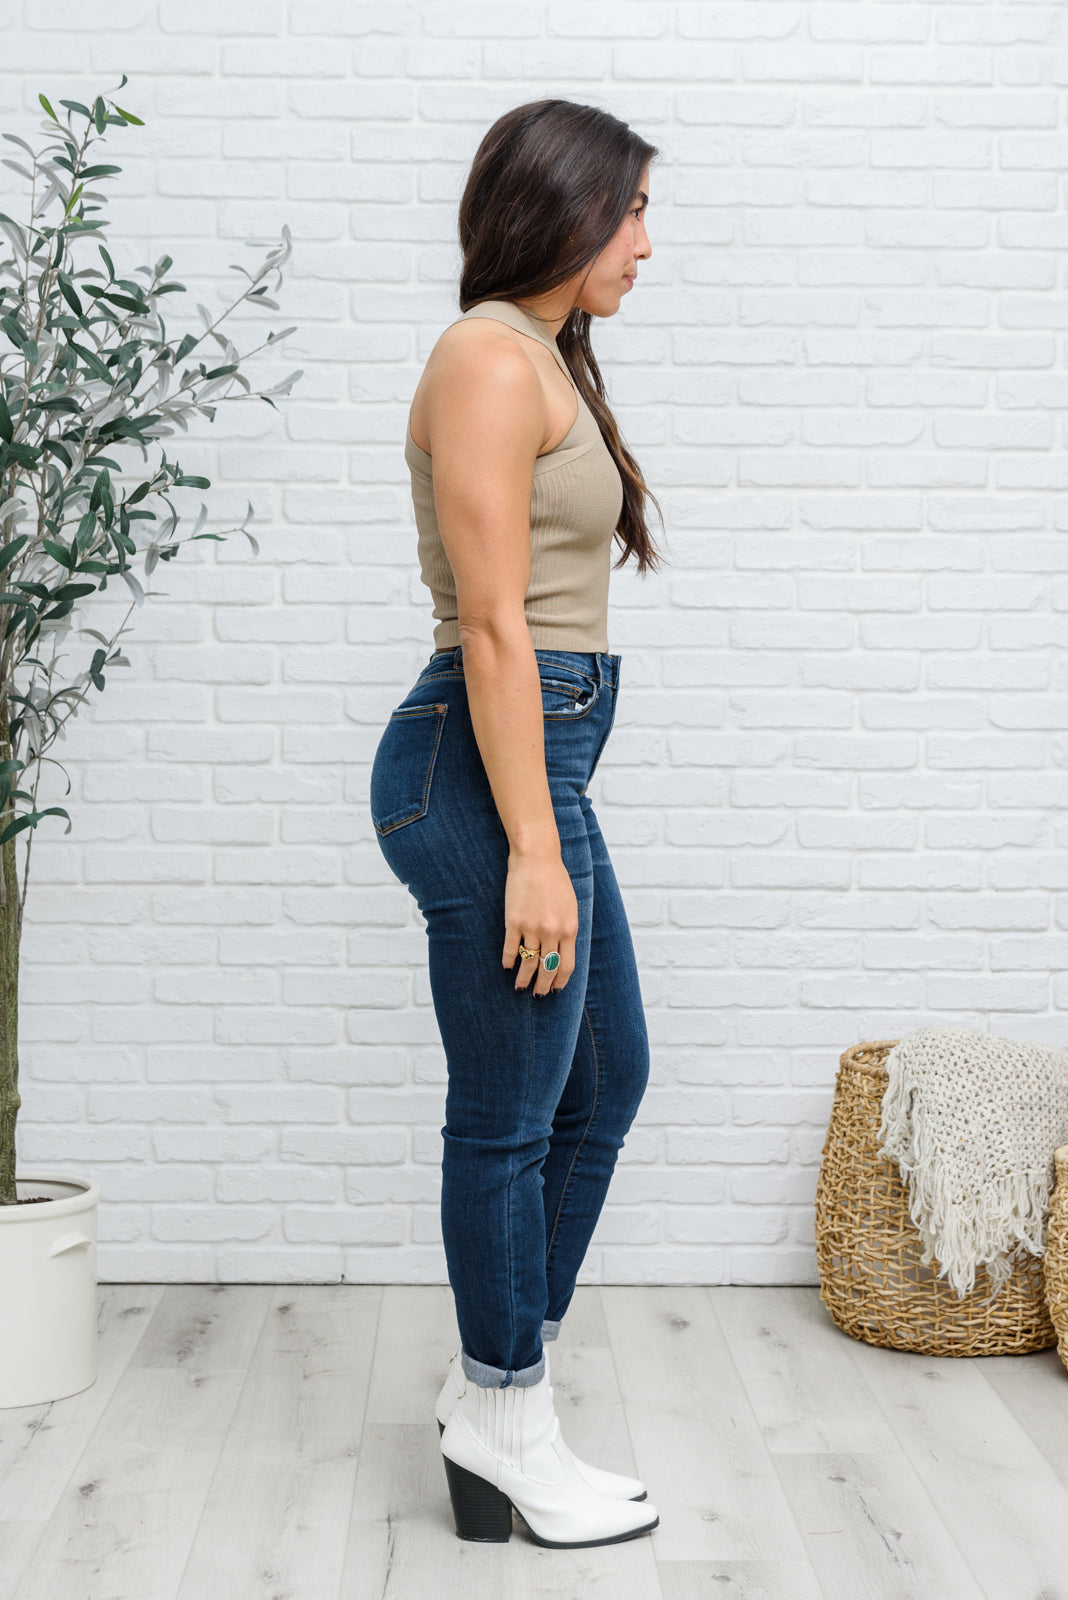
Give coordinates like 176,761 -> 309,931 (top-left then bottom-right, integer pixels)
369,99 -> 664,1549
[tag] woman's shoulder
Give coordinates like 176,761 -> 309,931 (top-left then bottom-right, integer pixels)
431,308 -> 533,365
408,315 -> 546,456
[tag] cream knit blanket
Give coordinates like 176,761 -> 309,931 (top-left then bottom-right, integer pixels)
877,1025 -> 1068,1299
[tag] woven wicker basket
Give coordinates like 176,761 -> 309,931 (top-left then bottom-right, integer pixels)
814,1039 -> 1059,1357
1044,1145 -> 1068,1375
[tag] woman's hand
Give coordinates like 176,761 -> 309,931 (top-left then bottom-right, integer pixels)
502,849 -> 578,996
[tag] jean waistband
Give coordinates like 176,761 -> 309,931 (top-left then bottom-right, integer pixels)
426,644 -> 620,691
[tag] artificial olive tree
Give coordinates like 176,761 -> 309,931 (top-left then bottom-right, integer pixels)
0,78 -> 300,1203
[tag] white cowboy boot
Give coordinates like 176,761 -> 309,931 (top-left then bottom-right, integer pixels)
439,1362 -> 659,1548
435,1341 -> 647,1501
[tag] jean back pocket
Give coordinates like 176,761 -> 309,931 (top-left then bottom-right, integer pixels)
370,702 -> 448,835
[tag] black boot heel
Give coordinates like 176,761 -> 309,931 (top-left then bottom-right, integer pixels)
441,1452 -> 512,1542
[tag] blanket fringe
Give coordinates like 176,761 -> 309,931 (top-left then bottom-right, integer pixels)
877,1030 -> 1064,1300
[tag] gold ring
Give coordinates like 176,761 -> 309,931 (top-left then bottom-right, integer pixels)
518,944 -> 541,960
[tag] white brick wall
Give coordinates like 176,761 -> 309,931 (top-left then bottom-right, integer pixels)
3,1 -> 1067,1287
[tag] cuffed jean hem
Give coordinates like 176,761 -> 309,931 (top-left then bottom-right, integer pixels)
461,1349 -> 547,1389
456,1320 -> 560,1387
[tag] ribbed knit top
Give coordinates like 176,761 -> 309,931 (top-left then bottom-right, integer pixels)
404,298 -> 624,652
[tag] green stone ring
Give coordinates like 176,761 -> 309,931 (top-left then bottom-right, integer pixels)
542,951 -> 560,973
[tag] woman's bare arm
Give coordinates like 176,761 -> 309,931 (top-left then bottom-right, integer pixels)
423,327 -> 578,992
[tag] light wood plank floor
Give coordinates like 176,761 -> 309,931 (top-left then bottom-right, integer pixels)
2,1283 -> 1068,1600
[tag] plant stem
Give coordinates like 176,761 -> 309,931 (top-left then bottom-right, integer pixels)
0,692 -> 22,1205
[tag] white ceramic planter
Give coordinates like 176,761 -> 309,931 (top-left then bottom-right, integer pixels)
0,1170 -> 101,1409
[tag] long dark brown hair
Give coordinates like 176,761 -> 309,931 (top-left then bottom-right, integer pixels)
457,99 -> 665,576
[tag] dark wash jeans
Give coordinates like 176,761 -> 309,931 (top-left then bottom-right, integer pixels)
369,644 -> 650,1389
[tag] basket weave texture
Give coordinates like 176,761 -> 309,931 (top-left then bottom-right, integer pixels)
815,1039 -> 1059,1357
1044,1145 -> 1068,1375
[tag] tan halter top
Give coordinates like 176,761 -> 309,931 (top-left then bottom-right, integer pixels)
404,299 -> 625,652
